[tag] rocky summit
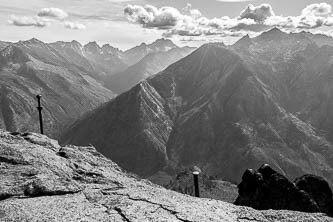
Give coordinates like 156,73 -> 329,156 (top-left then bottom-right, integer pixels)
0,130 -> 332,222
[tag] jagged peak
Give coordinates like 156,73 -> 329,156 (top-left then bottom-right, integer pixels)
55,40 -> 82,47
256,27 -> 287,41
124,42 -> 147,54
0,44 -> 30,64
1,44 -> 25,55
22,38 -> 44,45
101,43 -> 113,49
84,41 -> 101,49
70,40 -> 81,46
154,38 -> 168,42
266,27 -> 285,34
126,39 -> 177,54
150,38 -> 177,48
152,38 -> 174,44
101,44 -> 123,53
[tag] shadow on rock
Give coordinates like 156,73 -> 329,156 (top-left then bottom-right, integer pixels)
235,164 -> 333,217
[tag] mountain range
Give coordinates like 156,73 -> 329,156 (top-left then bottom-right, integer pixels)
0,39 -> 114,138
0,38 -> 193,138
106,46 -> 195,94
61,28 -> 333,188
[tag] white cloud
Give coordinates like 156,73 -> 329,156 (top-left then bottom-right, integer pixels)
182,3 -> 202,18
124,5 -> 183,28
38,8 -> 68,19
124,2 -> 333,39
64,21 -> 86,30
301,3 -> 331,17
8,7 -> 88,30
8,15 -> 49,27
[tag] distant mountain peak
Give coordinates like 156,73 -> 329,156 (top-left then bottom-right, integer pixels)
266,27 -> 284,34
50,40 -> 83,52
150,38 -> 177,49
238,34 -> 251,42
84,41 -> 100,49
101,43 -> 112,49
123,38 -> 178,65
155,38 -> 168,42
24,38 -> 44,45
256,27 -> 287,41
84,41 -> 102,54
101,44 -> 123,54
70,40 -> 81,46
234,34 -> 252,48
153,38 -> 173,44
0,44 -> 29,63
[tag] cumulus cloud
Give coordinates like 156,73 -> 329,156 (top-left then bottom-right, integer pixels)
124,4 -> 182,28
124,2 -> 333,39
239,4 -> 274,22
8,15 -> 49,27
64,21 -> 86,30
182,3 -> 202,18
266,3 -> 333,30
301,3 -> 331,17
38,8 -> 68,19
124,3 -> 272,37
8,7 -> 86,30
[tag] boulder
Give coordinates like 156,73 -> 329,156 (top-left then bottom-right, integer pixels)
295,175 -> 333,217
236,164 -> 333,217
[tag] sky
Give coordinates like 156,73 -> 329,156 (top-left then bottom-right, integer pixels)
1,0 -> 333,50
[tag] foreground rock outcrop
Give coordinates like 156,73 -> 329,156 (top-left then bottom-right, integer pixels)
0,130 -> 332,221
235,164 -> 333,217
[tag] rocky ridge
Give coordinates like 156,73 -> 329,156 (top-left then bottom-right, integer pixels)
0,130 -> 332,221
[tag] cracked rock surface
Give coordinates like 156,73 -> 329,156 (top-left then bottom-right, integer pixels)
0,130 -> 332,221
